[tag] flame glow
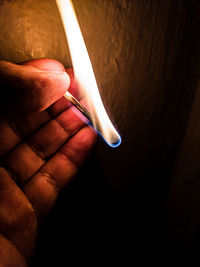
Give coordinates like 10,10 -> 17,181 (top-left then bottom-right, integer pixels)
56,0 -> 121,147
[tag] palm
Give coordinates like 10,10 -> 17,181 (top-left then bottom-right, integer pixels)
0,60 -> 96,266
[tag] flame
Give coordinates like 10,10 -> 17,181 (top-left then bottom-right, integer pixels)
56,0 -> 121,147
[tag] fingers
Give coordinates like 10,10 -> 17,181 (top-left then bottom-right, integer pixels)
0,58 -> 98,225
23,126 -> 97,221
0,60 -> 75,157
0,118 -> 21,157
1,94 -> 73,156
2,107 -> 97,222
0,59 -> 70,113
0,108 -> 49,157
3,105 -> 88,185
0,233 -> 27,267
0,167 -> 37,261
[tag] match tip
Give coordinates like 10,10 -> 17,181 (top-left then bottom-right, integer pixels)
101,132 -> 121,148
109,135 -> 122,148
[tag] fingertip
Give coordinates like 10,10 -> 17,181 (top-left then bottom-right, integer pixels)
78,126 -> 98,151
51,70 -> 70,94
61,125 -> 97,168
34,70 -> 70,112
50,70 -> 70,98
65,68 -> 81,100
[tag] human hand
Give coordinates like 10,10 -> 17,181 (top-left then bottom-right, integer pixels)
0,59 -> 97,266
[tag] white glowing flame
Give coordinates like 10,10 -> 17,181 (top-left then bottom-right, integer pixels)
56,0 -> 121,147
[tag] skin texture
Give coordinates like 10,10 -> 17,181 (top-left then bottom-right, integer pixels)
0,59 -> 97,266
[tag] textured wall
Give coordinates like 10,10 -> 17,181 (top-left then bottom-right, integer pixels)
0,0 -> 70,64
0,0 -> 200,265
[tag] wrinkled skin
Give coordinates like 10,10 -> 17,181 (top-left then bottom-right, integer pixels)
0,59 -> 97,266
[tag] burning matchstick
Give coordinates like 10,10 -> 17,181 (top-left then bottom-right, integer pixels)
64,91 -> 92,122
56,0 -> 121,147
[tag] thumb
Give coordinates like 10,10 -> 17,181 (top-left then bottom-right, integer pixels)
0,59 -> 70,113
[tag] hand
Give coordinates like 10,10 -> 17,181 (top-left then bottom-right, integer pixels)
0,59 -> 97,266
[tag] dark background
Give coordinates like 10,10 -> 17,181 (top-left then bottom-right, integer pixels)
0,0 -> 200,265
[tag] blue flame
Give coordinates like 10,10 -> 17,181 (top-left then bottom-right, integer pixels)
99,133 -> 122,148
109,136 -> 122,148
